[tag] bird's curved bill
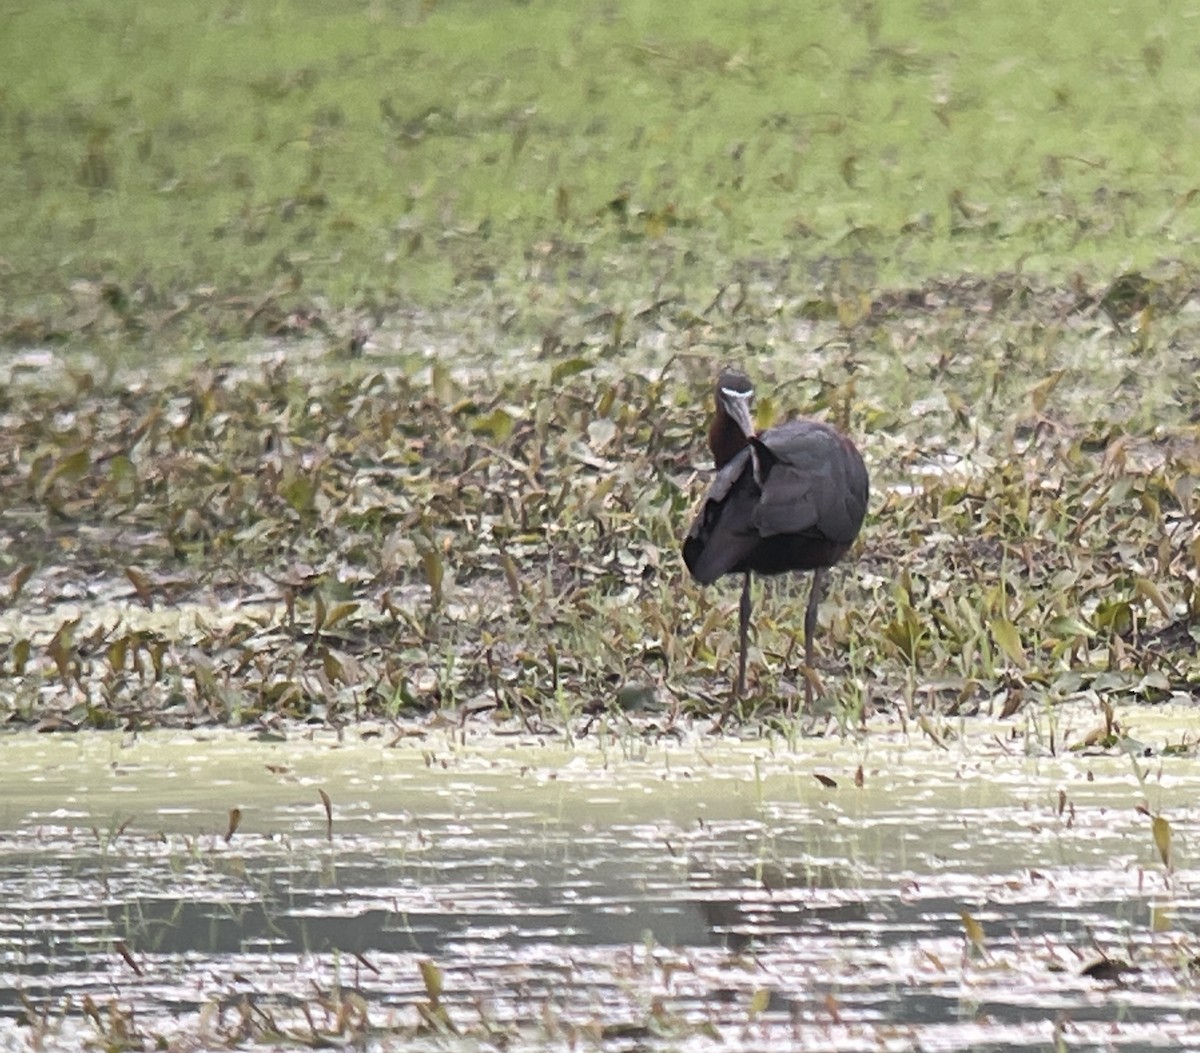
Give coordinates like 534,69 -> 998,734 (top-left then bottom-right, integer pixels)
719,386 -> 755,438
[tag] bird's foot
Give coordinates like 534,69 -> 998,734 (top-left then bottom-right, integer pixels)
711,690 -> 742,733
799,664 -> 823,711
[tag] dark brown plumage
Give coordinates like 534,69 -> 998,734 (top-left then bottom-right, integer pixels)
683,369 -> 868,707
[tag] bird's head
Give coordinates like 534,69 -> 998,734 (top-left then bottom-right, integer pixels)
715,369 -> 755,440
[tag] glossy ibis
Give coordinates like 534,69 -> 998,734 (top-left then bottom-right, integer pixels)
683,368 -> 868,707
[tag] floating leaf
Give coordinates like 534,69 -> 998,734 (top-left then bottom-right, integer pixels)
107,635 -> 129,672
420,545 -> 444,607
1027,370 -> 1065,414
113,940 -> 143,977
1081,958 -> 1138,982
748,988 -> 770,1017
500,550 -> 521,599
419,959 -> 443,1001
1152,814 -> 1171,869
12,639 -> 30,675
1092,599 -> 1133,636
319,788 -> 333,841
997,687 -> 1024,719
959,909 -> 985,948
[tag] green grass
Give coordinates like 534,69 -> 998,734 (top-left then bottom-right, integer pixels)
3,0 -> 1200,350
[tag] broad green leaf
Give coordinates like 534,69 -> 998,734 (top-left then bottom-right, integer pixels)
1046,615 -> 1095,639
322,601 -> 360,631
990,617 -> 1025,666
469,408 -> 514,442
550,357 -> 591,384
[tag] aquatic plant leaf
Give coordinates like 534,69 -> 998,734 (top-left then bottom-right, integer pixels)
419,959 -> 444,1001
1027,370 -> 1064,414
35,447 -> 91,500
11,638 -> 30,675
125,567 -> 153,606
1082,958 -> 1138,982
322,602 -> 359,631
1045,615 -> 1095,640
5,564 -> 33,603
550,358 -> 592,384
1134,577 -> 1171,619
587,418 -> 617,451
990,617 -> 1025,666
319,788 -> 333,840
748,988 -> 770,1017
280,474 -> 316,515
959,909 -> 985,947
113,941 -> 143,977
883,603 -> 925,665
45,617 -> 81,684
470,408 -> 514,442
1152,815 -> 1171,868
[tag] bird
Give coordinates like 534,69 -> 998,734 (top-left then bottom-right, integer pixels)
682,368 -> 869,710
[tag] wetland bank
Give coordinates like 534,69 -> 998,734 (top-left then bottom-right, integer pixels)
3,0 -> 1200,1048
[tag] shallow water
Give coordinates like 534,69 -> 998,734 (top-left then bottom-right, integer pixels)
2,707 -> 1199,1050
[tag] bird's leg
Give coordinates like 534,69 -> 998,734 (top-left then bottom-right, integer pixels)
802,569 -> 826,709
713,573 -> 753,733
737,572 -> 752,699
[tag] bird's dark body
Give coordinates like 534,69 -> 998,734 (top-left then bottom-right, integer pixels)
683,420 -> 868,585
682,368 -> 868,709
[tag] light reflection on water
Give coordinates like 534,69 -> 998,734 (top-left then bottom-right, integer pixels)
0,717 -> 1198,1050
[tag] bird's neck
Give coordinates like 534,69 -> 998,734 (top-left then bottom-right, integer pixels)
709,412 -> 749,468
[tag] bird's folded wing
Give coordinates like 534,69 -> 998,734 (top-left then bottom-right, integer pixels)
753,423 -> 868,544
683,451 -> 760,585
752,464 -> 868,543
